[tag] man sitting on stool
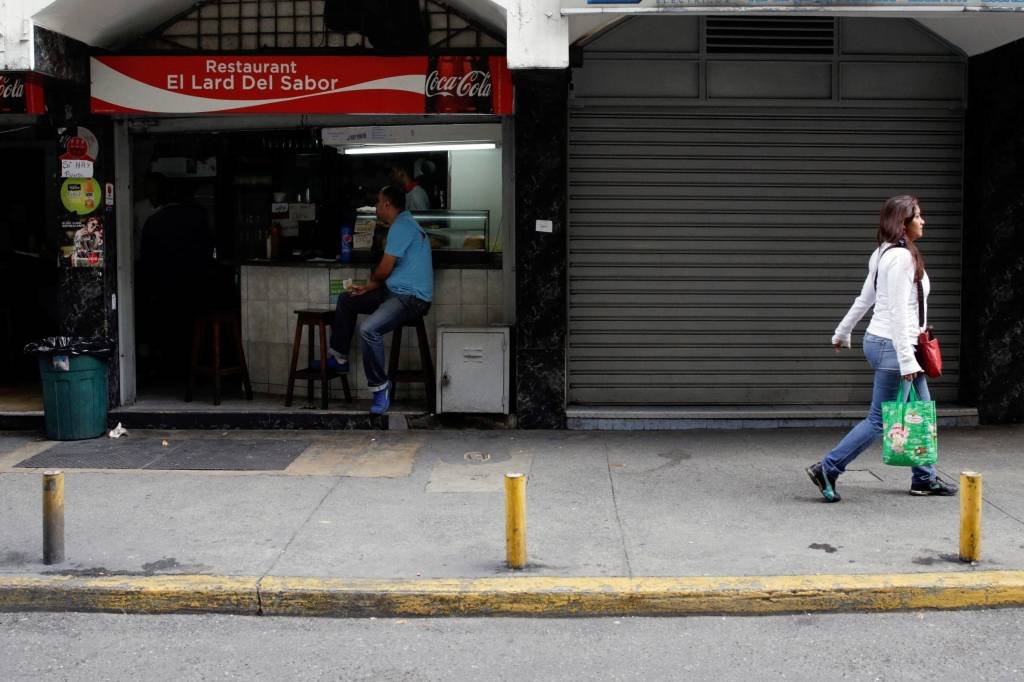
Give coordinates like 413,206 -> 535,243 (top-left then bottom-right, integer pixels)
329,185 -> 433,414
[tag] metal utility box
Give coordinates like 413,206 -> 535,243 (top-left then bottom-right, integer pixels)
436,326 -> 510,414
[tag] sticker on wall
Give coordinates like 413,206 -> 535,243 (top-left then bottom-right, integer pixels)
105,182 -> 114,207
59,127 -> 99,161
61,158 -> 94,178
60,177 -> 103,215
71,215 -> 105,268
60,219 -> 79,261
59,128 -> 99,178
329,278 -> 344,306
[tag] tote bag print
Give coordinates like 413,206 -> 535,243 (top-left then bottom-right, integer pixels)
882,383 -> 938,467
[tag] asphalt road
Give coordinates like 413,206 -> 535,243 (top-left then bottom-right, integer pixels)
2,609 -> 1023,681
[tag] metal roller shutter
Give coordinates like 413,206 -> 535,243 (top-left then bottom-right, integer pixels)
567,106 -> 963,406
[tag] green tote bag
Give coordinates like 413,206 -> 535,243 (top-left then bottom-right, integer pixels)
882,382 -> 938,467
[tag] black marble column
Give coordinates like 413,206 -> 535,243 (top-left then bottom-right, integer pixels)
962,40 -> 1024,423
56,117 -> 120,406
513,70 -> 569,429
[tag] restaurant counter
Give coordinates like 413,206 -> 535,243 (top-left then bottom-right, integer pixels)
240,260 -> 507,402
242,251 -> 501,269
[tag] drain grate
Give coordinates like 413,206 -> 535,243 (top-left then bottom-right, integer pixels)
17,439 -> 179,470
152,439 -> 309,470
16,438 -> 310,471
464,451 -> 491,463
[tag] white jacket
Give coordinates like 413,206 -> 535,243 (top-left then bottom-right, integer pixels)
832,245 -> 929,376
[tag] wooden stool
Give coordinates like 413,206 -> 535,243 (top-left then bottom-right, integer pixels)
388,317 -> 435,412
286,309 -> 352,409
186,309 -> 254,406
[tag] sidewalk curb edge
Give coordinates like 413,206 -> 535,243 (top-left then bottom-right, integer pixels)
2,572 -> 1022,617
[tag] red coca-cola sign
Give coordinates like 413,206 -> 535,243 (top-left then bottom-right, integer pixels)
425,56 -> 500,114
0,73 -> 45,114
426,68 -> 491,98
90,55 -> 513,115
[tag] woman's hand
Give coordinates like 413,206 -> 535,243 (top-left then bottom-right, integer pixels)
902,372 -> 920,382
833,341 -> 843,353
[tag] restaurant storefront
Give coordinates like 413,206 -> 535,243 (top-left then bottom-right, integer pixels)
90,51 -> 514,410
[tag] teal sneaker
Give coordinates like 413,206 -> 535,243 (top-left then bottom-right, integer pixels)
806,462 -> 841,502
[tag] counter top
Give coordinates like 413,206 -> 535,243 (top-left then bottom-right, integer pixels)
244,252 -> 501,269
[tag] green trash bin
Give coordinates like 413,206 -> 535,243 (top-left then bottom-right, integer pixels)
27,337 -> 111,441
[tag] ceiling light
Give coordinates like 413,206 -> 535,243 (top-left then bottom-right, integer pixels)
343,142 -> 497,155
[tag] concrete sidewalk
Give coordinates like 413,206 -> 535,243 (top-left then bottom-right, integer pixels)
1,425 -> 1023,616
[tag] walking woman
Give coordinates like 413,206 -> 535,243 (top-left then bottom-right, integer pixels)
806,195 -> 957,502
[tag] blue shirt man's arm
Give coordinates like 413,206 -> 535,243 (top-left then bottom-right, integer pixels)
352,217 -> 412,295
371,254 -> 397,282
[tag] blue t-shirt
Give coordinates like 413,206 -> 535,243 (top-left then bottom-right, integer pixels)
384,211 -> 433,302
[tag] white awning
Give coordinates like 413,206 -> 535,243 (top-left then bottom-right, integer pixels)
29,0 -> 508,49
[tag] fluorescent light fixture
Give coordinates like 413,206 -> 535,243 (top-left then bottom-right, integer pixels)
344,142 -> 496,155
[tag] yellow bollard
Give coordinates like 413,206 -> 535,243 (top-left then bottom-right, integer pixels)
505,473 -> 527,569
42,470 -> 65,565
959,471 -> 982,563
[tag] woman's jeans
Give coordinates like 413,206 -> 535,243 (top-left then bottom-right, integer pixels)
821,332 -> 935,484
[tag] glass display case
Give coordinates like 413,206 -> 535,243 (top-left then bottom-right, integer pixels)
355,209 -> 491,252
413,210 -> 490,251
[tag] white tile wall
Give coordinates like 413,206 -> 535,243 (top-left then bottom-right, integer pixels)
241,265 -> 505,401
462,305 -> 487,326
461,270 -> 487,305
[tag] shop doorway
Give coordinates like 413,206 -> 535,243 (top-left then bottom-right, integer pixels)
119,118 -> 513,415
131,133 -> 234,402
0,142 -> 59,411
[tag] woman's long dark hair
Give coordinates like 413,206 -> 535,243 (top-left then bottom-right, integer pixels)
877,195 -> 924,282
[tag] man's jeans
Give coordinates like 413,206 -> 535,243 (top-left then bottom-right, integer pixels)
821,332 -> 935,484
330,287 -> 431,391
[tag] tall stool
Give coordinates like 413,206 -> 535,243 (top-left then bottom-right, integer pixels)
286,309 -> 352,409
387,317 -> 435,412
186,309 -> 254,406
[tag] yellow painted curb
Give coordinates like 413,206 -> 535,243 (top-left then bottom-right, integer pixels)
2,572 -> 1024,617
258,572 -> 1024,617
0,575 -> 260,614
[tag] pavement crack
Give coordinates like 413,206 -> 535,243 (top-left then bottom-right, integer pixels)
981,498 -> 1024,526
255,576 -> 265,616
937,465 -> 1024,526
605,443 -> 633,578
260,475 -> 346,580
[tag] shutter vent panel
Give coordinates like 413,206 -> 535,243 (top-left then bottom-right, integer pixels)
706,17 -> 835,55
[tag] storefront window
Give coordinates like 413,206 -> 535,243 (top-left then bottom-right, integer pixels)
323,123 -> 504,255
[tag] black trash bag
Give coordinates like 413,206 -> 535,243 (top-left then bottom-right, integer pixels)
24,336 -> 114,357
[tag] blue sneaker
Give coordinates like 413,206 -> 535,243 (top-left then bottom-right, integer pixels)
310,356 -> 347,372
370,382 -> 391,415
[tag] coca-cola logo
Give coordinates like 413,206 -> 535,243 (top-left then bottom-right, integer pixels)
0,76 -> 26,100
425,70 -> 492,99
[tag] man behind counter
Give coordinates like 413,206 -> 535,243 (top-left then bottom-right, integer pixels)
328,185 -> 433,414
388,162 -> 430,212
